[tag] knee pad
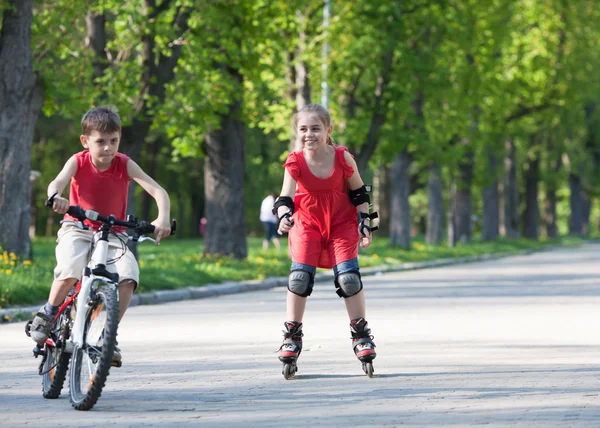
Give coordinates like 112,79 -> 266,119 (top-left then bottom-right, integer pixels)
288,270 -> 314,297
335,271 -> 363,298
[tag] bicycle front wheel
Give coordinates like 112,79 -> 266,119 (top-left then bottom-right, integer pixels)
42,314 -> 71,399
69,284 -> 119,410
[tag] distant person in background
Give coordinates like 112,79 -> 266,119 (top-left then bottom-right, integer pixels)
260,192 -> 281,251
199,217 -> 207,237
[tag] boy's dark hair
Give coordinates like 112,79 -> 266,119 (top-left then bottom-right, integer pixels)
81,105 -> 122,135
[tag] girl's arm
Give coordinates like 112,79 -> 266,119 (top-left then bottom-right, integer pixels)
276,170 -> 297,234
344,151 -> 374,248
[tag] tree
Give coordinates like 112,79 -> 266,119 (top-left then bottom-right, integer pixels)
0,0 -> 44,257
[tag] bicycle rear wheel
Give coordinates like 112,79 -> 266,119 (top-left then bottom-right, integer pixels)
42,314 -> 71,399
69,284 -> 119,410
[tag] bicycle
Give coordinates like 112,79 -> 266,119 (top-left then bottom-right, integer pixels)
25,193 -> 175,410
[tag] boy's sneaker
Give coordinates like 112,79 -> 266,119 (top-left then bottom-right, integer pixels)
112,343 -> 122,364
30,312 -> 53,345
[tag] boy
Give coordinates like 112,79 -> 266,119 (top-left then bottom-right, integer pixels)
29,106 -> 172,364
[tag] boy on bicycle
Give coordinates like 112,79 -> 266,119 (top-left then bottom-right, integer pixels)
29,106 -> 172,364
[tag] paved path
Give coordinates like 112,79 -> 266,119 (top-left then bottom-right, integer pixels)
2,244 -> 600,427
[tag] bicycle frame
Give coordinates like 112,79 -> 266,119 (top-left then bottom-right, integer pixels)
69,225 -> 119,349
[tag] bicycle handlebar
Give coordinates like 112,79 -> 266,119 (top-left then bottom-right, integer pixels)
45,192 -> 177,237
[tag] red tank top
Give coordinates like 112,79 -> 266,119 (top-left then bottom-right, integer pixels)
284,146 -> 359,268
64,151 -> 131,230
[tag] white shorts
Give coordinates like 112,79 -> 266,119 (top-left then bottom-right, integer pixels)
54,223 -> 139,287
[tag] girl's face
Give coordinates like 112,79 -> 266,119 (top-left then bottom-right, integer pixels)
296,114 -> 332,150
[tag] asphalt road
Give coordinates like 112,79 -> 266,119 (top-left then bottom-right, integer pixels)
2,244 -> 600,427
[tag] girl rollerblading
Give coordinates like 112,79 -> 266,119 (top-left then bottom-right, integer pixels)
274,104 -> 378,379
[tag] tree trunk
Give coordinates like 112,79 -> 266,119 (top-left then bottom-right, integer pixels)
503,138 -> 520,238
373,164 -> 390,236
481,152 -> 499,241
568,173 -> 582,235
522,151 -> 539,239
85,10 -> 108,82
285,10 -> 312,152
544,190 -> 558,238
455,143 -> 474,243
543,152 -> 561,238
0,0 -> 44,257
389,150 -> 411,249
426,163 -> 444,244
204,97 -> 247,259
448,181 -> 457,247
581,191 -> 591,236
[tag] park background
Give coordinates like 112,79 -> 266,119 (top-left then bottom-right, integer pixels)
1,0 -> 599,308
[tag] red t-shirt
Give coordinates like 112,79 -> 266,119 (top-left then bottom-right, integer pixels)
284,146 -> 359,268
64,150 -> 131,230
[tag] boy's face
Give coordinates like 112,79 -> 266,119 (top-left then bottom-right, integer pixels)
80,130 -> 121,168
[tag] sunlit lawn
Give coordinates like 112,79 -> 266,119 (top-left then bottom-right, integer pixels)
0,235 -> 584,308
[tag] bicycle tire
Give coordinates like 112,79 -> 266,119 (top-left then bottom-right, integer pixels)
69,285 -> 119,410
42,315 -> 71,399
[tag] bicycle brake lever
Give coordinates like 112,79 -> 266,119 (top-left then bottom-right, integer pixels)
134,235 -> 156,244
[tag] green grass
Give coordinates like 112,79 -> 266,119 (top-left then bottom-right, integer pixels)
0,235 -> 584,308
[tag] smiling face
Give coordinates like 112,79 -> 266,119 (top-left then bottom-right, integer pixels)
296,113 -> 332,151
80,130 -> 121,170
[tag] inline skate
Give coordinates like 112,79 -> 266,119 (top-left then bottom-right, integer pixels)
350,317 -> 376,377
278,321 -> 303,379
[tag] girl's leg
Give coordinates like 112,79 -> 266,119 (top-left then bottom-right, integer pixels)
334,259 -> 377,365
343,290 -> 366,320
333,258 -> 366,320
286,290 -> 308,322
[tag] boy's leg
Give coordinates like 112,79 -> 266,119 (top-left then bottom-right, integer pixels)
111,244 -> 140,364
48,278 -> 79,306
31,224 -> 89,346
117,280 -> 136,322
30,277 -> 79,345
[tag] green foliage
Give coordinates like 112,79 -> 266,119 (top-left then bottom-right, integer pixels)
24,0 -> 600,243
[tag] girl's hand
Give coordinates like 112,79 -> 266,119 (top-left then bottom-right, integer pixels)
278,214 -> 294,235
359,229 -> 372,248
152,219 -> 171,245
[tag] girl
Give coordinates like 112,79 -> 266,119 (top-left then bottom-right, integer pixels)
273,104 -> 378,378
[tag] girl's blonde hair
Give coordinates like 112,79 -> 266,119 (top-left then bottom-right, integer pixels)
292,104 -> 336,147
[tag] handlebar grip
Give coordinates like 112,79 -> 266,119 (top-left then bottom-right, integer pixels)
66,206 -> 87,221
170,219 -> 177,236
137,221 -> 155,235
45,191 -> 58,208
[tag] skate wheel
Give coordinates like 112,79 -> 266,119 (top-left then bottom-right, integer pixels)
282,363 -> 296,380
363,362 -> 374,378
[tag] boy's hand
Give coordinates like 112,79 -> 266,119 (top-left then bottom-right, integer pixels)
52,196 -> 70,214
152,219 -> 171,245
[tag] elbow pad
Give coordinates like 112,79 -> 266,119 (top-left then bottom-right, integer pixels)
349,185 -> 371,206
